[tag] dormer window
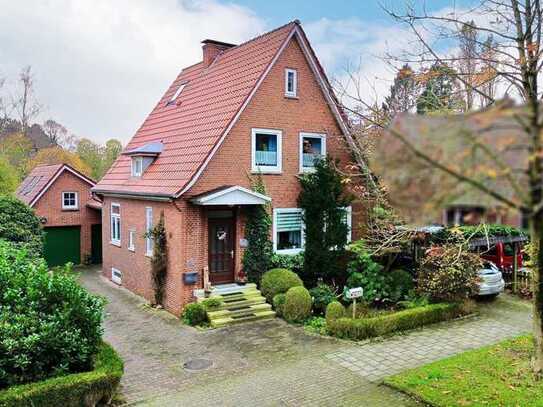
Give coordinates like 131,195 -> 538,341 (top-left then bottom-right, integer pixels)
167,82 -> 187,105
131,157 -> 143,177
285,68 -> 297,98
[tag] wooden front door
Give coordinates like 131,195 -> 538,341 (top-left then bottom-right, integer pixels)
208,218 -> 235,284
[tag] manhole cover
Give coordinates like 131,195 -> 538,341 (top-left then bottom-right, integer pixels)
183,358 -> 213,371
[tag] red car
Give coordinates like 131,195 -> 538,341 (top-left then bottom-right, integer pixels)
479,241 -> 524,272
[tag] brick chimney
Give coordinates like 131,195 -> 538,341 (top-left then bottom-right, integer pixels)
202,39 -> 236,67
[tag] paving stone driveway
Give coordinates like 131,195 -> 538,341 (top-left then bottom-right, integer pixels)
79,266 -> 531,406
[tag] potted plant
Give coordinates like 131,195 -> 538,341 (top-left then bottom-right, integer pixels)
236,269 -> 248,285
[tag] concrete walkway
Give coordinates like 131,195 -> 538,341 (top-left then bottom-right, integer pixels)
79,266 -> 531,406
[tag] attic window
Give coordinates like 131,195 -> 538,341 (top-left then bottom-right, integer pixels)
167,82 -> 187,105
285,68 -> 297,97
131,157 -> 143,177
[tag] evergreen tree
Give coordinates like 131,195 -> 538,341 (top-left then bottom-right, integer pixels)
417,64 -> 463,114
298,157 -> 352,284
382,64 -> 419,120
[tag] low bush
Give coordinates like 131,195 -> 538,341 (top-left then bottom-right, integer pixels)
309,284 -> 337,315
325,301 -> 345,325
283,286 -> 312,323
327,303 -> 469,341
269,253 -> 304,276
346,302 -> 369,319
260,268 -> 303,302
388,269 -> 414,302
200,298 -> 223,310
417,245 -> 481,302
304,316 -> 327,335
182,303 -> 208,326
272,293 -> 286,317
0,240 -> 105,387
346,241 -> 389,303
0,342 -> 123,407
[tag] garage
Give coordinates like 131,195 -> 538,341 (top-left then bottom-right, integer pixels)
43,226 -> 81,267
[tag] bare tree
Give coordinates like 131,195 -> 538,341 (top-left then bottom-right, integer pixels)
458,21 -> 479,110
341,0 -> 543,376
11,66 -> 41,135
42,119 -> 67,146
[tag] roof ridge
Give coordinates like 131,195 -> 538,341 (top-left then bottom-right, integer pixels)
222,19 -> 300,55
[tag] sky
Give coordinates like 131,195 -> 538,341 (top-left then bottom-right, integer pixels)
0,0 -> 475,145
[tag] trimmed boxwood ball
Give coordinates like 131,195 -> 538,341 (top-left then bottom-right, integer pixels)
182,302 -> 208,326
260,268 -> 303,302
325,301 -> 345,325
283,286 -> 312,323
272,293 -> 286,317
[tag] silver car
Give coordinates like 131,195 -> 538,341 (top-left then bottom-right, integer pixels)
478,261 -> 505,296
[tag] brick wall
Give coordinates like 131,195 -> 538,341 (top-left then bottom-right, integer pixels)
33,171 -> 101,262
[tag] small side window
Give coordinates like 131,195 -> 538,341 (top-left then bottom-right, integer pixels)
111,268 -> 122,285
131,157 -> 143,177
128,230 -> 136,252
62,192 -> 78,210
285,68 -> 297,97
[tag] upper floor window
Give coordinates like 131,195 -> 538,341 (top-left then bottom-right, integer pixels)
145,207 -> 153,256
128,229 -> 136,252
62,192 -> 78,210
299,133 -> 326,172
131,156 -> 143,177
251,128 -> 282,173
285,68 -> 297,97
111,203 -> 121,245
273,208 -> 304,254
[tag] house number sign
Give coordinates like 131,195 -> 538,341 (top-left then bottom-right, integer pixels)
346,287 -> 363,299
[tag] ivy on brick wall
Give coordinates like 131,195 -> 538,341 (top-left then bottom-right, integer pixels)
147,212 -> 168,306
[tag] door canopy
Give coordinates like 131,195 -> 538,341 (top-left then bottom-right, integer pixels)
191,185 -> 271,206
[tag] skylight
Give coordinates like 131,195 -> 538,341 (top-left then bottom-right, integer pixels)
21,176 -> 42,195
168,82 -> 187,105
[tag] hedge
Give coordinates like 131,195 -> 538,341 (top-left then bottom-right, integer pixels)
0,342 -> 123,407
327,303 -> 468,341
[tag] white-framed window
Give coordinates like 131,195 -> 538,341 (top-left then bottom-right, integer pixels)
62,191 -> 78,210
145,207 -> 153,256
251,128 -> 282,173
167,82 -> 187,105
285,68 -> 297,97
299,132 -> 326,172
343,206 -> 353,243
110,203 -> 121,246
111,267 -> 122,285
128,229 -> 136,252
131,156 -> 143,177
273,208 -> 304,254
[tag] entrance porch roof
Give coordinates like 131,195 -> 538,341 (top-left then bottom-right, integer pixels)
190,185 -> 271,206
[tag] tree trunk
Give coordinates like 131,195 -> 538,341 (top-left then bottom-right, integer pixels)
532,211 -> 543,376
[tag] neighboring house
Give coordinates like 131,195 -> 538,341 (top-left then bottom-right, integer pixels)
16,163 -> 102,266
93,20 -> 362,316
384,101 -> 528,229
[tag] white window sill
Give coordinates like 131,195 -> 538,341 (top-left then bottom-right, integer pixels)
284,93 -> 298,99
145,252 -> 153,258
110,241 -> 121,247
276,248 -> 303,255
251,169 -> 282,175
128,247 -> 135,252
62,207 -> 79,211
299,167 -> 316,174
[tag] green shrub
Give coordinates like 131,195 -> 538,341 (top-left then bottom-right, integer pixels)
309,284 -> 337,315
327,303 -> 468,341
346,302 -> 369,319
0,195 -> 44,256
0,240 -> 105,387
200,298 -> 223,310
304,316 -> 327,335
346,241 -> 389,303
283,286 -> 312,323
325,301 -> 345,325
0,342 -> 123,407
417,245 -> 481,302
182,303 -> 208,326
272,293 -> 286,317
260,268 -> 303,302
269,253 -> 304,276
388,269 -> 414,302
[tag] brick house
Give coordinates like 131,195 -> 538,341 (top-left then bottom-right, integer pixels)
16,163 -> 102,266
93,20 -> 363,317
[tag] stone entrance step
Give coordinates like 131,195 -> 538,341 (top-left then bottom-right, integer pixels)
195,283 -> 275,328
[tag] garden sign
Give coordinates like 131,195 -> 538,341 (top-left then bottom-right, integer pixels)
346,287 -> 363,319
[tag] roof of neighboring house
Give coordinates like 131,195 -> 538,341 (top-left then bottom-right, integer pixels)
16,163 -> 96,207
93,20 -> 347,198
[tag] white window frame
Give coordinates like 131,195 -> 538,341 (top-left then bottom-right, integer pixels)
145,207 -> 153,257
168,82 -> 186,104
344,206 -> 353,243
61,191 -> 79,210
251,128 -> 282,173
273,208 -> 304,255
131,156 -> 143,177
111,267 -> 122,285
128,229 -> 136,252
299,132 -> 326,173
285,68 -> 297,98
110,203 -> 121,246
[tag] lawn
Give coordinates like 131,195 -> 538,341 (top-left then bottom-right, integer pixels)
385,336 -> 543,407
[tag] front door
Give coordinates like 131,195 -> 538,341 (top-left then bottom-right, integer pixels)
208,218 -> 235,284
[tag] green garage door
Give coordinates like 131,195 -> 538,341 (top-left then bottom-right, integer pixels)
44,226 -> 81,267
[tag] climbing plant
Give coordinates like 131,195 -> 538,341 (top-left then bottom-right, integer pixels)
298,157 -> 352,284
147,212 -> 168,306
242,173 -> 273,283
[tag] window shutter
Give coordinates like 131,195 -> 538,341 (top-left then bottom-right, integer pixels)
276,211 -> 302,232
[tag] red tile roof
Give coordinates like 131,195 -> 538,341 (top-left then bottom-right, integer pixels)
94,20 -> 347,197
16,164 -> 95,207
